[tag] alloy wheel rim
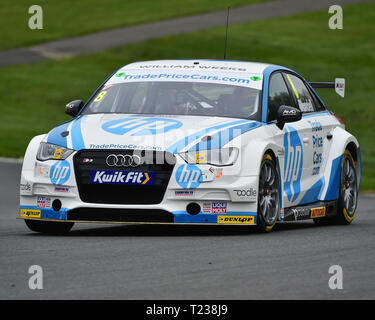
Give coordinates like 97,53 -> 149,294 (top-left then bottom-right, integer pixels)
341,155 -> 357,216
259,161 -> 279,225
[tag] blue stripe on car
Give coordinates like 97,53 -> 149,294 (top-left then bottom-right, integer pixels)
47,121 -> 72,148
324,155 -> 342,201
298,176 -> 325,205
71,115 -> 86,150
20,205 -> 68,220
166,119 -> 249,154
172,211 -> 257,224
189,121 -> 262,151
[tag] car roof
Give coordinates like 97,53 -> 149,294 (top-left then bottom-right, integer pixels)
121,59 -> 274,74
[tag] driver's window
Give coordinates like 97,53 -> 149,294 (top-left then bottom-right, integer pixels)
268,72 -> 294,122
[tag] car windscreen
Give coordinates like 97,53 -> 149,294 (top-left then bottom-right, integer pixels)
82,81 -> 261,120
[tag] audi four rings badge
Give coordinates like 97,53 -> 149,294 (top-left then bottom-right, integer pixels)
106,154 -> 142,167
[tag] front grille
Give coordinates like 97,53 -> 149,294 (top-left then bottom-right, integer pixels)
67,208 -> 174,223
74,149 -> 176,204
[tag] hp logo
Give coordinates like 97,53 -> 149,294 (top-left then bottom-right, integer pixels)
175,164 -> 202,189
283,126 -> 303,202
106,154 -> 141,167
102,117 -> 182,136
50,161 -> 71,185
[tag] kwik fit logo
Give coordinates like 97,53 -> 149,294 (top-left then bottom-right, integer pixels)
89,170 -> 155,185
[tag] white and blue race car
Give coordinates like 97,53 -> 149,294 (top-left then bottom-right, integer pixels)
19,60 -> 361,233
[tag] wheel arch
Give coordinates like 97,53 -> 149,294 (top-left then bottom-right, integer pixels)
320,127 -> 361,201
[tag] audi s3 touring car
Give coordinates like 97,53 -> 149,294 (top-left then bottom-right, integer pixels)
19,59 -> 361,233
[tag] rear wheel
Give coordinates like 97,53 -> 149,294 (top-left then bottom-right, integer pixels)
336,150 -> 358,224
25,220 -> 74,234
314,149 -> 358,225
257,154 -> 280,232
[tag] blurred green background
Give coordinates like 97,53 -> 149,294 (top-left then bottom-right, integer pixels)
0,1 -> 374,190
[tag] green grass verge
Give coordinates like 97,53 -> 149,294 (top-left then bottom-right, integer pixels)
0,0 -> 270,50
0,2 -> 374,189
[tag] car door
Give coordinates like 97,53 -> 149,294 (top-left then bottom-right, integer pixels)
282,72 -> 331,206
266,72 -> 314,208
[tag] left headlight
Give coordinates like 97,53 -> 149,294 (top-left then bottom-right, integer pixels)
36,142 -> 74,161
178,147 -> 239,166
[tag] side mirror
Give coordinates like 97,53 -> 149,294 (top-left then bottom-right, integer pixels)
65,100 -> 84,117
276,105 -> 302,129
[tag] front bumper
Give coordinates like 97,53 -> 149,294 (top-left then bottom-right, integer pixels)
19,150 -> 259,226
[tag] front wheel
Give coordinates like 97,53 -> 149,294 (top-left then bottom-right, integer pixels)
25,220 -> 74,234
257,154 -> 280,232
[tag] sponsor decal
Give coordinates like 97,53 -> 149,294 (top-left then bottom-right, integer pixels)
250,76 -> 261,81
36,163 -> 50,178
311,206 -> 326,218
195,153 -> 206,164
284,126 -> 303,202
53,149 -> 63,160
309,120 -> 324,176
335,78 -> 345,98
209,167 -> 223,178
37,196 -> 51,208
20,182 -> 32,194
50,160 -> 71,185
55,186 -> 69,193
203,202 -> 227,214
217,215 -> 255,224
233,188 -> 257,198
283,109 -> 297,116
102,117 -> 182,136
20,209 -> 41,219
89,170 -> 154,185
174,190 -> 194,196
89,143 -> 162,151
138,64 -> 248,71
113,71 -> 262,89
175,164 -> 202,189
291,207 -> 310,220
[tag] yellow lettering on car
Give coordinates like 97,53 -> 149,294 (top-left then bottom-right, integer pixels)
94,91 -> 107,102
195,153 -> 206,164
53,149 -> 62,159
20,209 -> 41,218
217,215 -> 255,224
311,207 -> 326,218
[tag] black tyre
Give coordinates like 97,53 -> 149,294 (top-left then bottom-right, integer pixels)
313,149 -> 358,225
257,154 -> 280,232
25,220 -> 74,234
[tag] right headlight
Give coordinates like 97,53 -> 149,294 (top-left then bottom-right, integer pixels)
36,142 -> 74,161
178,147 -> 239,166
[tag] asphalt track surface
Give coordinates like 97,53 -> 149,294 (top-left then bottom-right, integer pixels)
0,161 -> 374,300
0,0 -> 372,67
